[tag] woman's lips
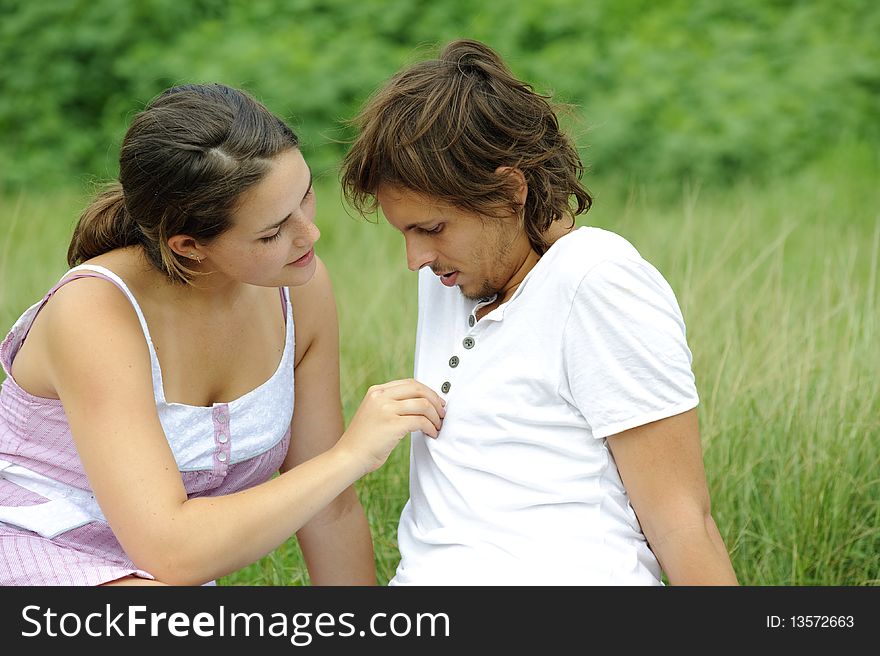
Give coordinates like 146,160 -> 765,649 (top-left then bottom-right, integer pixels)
288,249 -> 314,267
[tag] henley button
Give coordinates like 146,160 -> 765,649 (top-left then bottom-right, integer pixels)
449,356 -> 459,368
463,337 -> 475,349
468,315 -> 475,327
217,452 -> 228,462
441,381 -> 451,394
218,432 -> 228,444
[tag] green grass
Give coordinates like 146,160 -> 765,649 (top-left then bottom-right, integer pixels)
1,146 -> 878,585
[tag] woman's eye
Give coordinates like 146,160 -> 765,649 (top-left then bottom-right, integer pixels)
260,231 -> 282,243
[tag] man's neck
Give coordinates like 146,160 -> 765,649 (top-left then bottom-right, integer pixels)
473,222 -> 577,321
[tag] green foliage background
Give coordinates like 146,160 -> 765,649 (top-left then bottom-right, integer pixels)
1,1 -> 878,586
2,0 -> 879,189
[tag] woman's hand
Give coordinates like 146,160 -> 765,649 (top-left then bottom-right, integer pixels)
336,379 -> 446,475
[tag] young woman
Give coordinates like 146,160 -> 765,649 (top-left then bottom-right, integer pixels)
0,83 -> 445,586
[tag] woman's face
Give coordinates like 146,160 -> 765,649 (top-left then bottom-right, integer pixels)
197,148 -> 320,288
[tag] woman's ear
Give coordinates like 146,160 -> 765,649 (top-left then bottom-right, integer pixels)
495,166 -> 528,207
167,234 -> 203,263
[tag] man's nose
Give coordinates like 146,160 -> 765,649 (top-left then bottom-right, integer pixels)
405,237 -> 435,272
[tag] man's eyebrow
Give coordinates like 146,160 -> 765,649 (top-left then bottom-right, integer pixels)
403,219 -> 436,232
256,172 -> 313,233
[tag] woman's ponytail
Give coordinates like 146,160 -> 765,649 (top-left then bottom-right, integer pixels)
67,182 -> 140,267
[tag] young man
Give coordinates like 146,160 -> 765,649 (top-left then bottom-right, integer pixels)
341,39 -> 738,585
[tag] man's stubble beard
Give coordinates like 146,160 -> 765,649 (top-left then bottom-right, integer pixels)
459,221 -> 517,301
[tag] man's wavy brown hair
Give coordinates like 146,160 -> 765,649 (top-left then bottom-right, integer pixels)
341,39 -> 592,254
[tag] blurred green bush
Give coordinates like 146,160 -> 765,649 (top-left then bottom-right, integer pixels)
1,0 -> 878,190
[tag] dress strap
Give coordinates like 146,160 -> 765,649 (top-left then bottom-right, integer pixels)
279,287 -> 288,324
19,265 -> 156,351
6,264 -> 164,402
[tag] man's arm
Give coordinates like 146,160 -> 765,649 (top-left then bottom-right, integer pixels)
607,408 -> 738,585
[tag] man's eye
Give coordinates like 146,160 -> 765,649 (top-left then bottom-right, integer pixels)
420,224 -> 443,234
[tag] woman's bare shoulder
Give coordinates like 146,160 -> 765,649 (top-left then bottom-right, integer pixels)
9,268 -> 151,400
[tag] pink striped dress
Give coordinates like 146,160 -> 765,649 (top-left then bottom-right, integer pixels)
0,264 -> 294,585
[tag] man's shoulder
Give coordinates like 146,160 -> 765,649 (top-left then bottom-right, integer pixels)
544,226 -> 642,281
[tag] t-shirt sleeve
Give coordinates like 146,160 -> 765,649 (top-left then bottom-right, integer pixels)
560,256 -> 699,439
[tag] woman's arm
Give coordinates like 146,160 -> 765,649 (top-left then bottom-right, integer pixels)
606,408 -> 739,585
282,257 -> 376,585
43,276 -> 443,586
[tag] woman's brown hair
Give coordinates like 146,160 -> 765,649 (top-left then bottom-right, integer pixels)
67,83 -> 299,284
340,39 -> 592,254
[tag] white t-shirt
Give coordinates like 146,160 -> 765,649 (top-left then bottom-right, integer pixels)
390,226 -> 699,585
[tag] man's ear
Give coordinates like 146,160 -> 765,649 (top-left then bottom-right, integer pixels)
495,166 -> 528,207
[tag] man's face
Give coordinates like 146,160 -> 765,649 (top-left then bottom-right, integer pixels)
377,185 -> 533,300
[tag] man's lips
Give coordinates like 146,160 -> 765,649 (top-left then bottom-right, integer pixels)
438,271 -> 459,287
